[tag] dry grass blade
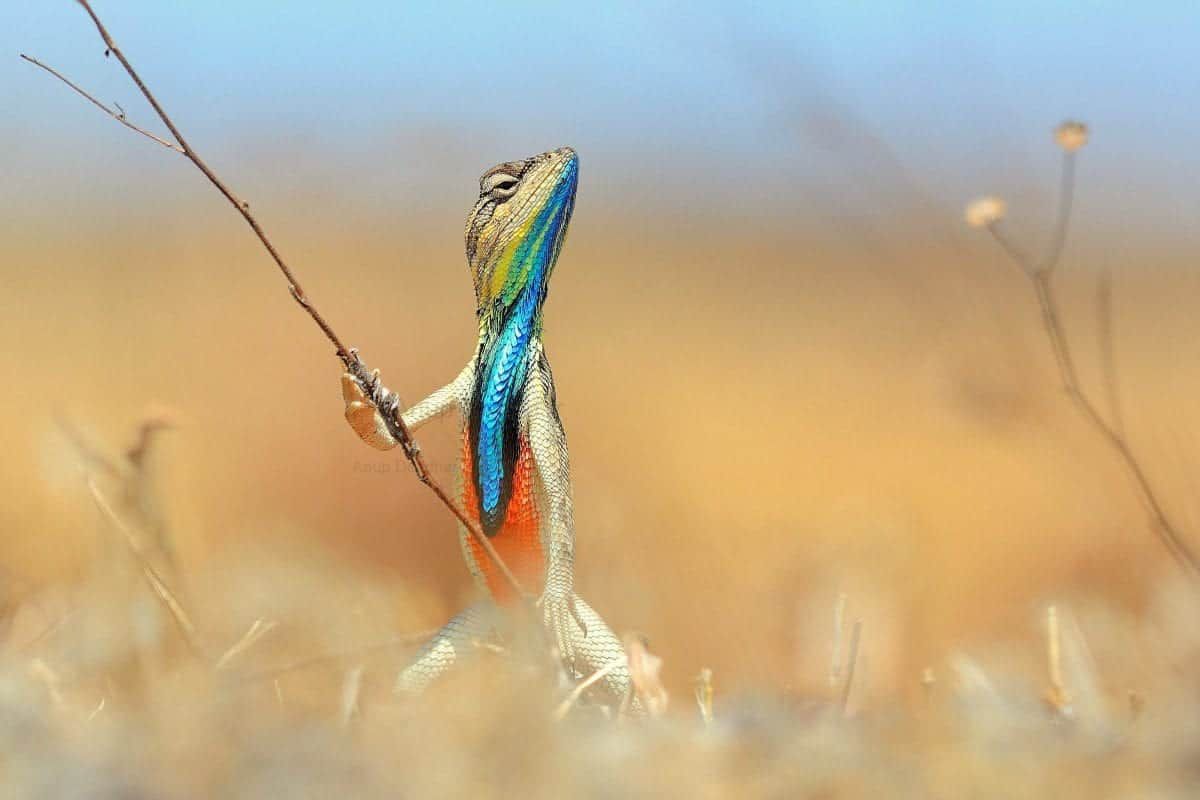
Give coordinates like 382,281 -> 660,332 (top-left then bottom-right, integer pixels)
840,619 -> 862,715
86,478 -> 207,663
85,696 -> 107,723
339,665 -> 365,729
27,658 -> 66,710
215,618 -> 279,671
554,658 -> 627,720
1044,605 -> 1069,715
695,667 -> 714,725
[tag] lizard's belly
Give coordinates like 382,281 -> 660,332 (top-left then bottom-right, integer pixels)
460,433 -> 544,604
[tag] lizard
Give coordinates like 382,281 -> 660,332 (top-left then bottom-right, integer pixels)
339,146 -> 633,703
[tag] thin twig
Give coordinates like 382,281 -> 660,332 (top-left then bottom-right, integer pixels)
72,0 -> 350,359
339,665 -> 364,729
694,667 -> 714,725
554,657 -> 626,720
1046,605 -> 1065,699
15,609 -> 76,655
87,478 -> 208,662
1095,269 -> 1125,438
26,1 -> 527,601
86,696 -> 107,723
1039,151 -> 1076,274
215,618 -> 278,670
54,416 -> 122,479
19,54 -> 182,152
985,149 -> 1200,577
840,619 -> 862,714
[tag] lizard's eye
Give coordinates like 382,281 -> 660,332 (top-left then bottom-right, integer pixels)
481,172 -> 520,200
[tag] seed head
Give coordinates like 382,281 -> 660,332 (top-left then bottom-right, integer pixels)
964,196 -> 1007,228
1055,121 -> 1089,152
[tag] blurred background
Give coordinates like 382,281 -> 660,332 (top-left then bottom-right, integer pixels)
3,2 -> 1200,702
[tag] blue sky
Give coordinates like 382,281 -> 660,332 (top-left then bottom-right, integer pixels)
5,3 -> 1200,239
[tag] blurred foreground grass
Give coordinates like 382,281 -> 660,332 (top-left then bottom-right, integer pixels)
3,416 -> 1200,798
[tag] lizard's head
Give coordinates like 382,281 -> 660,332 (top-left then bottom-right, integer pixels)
465,147 -> 578,332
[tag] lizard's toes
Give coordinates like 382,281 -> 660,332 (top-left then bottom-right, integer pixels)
345,401 -> 398,450
342,373 -> 398,450
341,372 -> 368,405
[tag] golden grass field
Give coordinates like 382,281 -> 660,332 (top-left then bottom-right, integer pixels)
5,122 -> 1200,795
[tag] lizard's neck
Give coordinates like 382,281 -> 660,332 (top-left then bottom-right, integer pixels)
469,263 -> 547,535
465,149 -> 575,536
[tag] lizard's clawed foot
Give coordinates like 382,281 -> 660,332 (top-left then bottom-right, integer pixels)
341,371 -> 399,450
539,590 -> 581,676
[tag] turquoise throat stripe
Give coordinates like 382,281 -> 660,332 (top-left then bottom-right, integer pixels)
473,165 -> 576,531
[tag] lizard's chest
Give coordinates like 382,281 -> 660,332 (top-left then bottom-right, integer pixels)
459,426 -> 544,603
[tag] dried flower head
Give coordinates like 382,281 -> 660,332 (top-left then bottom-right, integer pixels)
964,196 -> 1007,228
1055,121 -> 1089,152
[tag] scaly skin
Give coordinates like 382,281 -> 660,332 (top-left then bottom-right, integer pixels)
341,148 -> 631,702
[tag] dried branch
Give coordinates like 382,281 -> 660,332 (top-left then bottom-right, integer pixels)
24,1 -> 526,601
18,54 -> 182,153
974,126 -> 1200,577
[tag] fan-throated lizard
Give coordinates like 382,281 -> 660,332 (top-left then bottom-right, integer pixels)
340,147 -> 632,702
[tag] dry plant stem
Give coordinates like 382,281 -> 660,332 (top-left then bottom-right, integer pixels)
18,54 -> 182,153
840,619 -> 862,714
69,0 -> 348,360
1096,270 -> 1125,438
87,479 -> 208,663
1046,605 -> 1065,702
215,618 -> 278,671
54,417 -> 121,480
1040,150 -> 1076,273
339,666 -> 364,729
28,0 -> 527,601
694,668 -> 714,725
16,611 -> 74,655
987,152 -> 1200,577
554,658 -> 626,720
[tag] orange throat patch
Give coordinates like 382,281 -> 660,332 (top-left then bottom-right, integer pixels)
460,433 -> 544,604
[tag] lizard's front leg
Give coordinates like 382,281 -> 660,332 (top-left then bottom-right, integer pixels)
341,359 -> 475,449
